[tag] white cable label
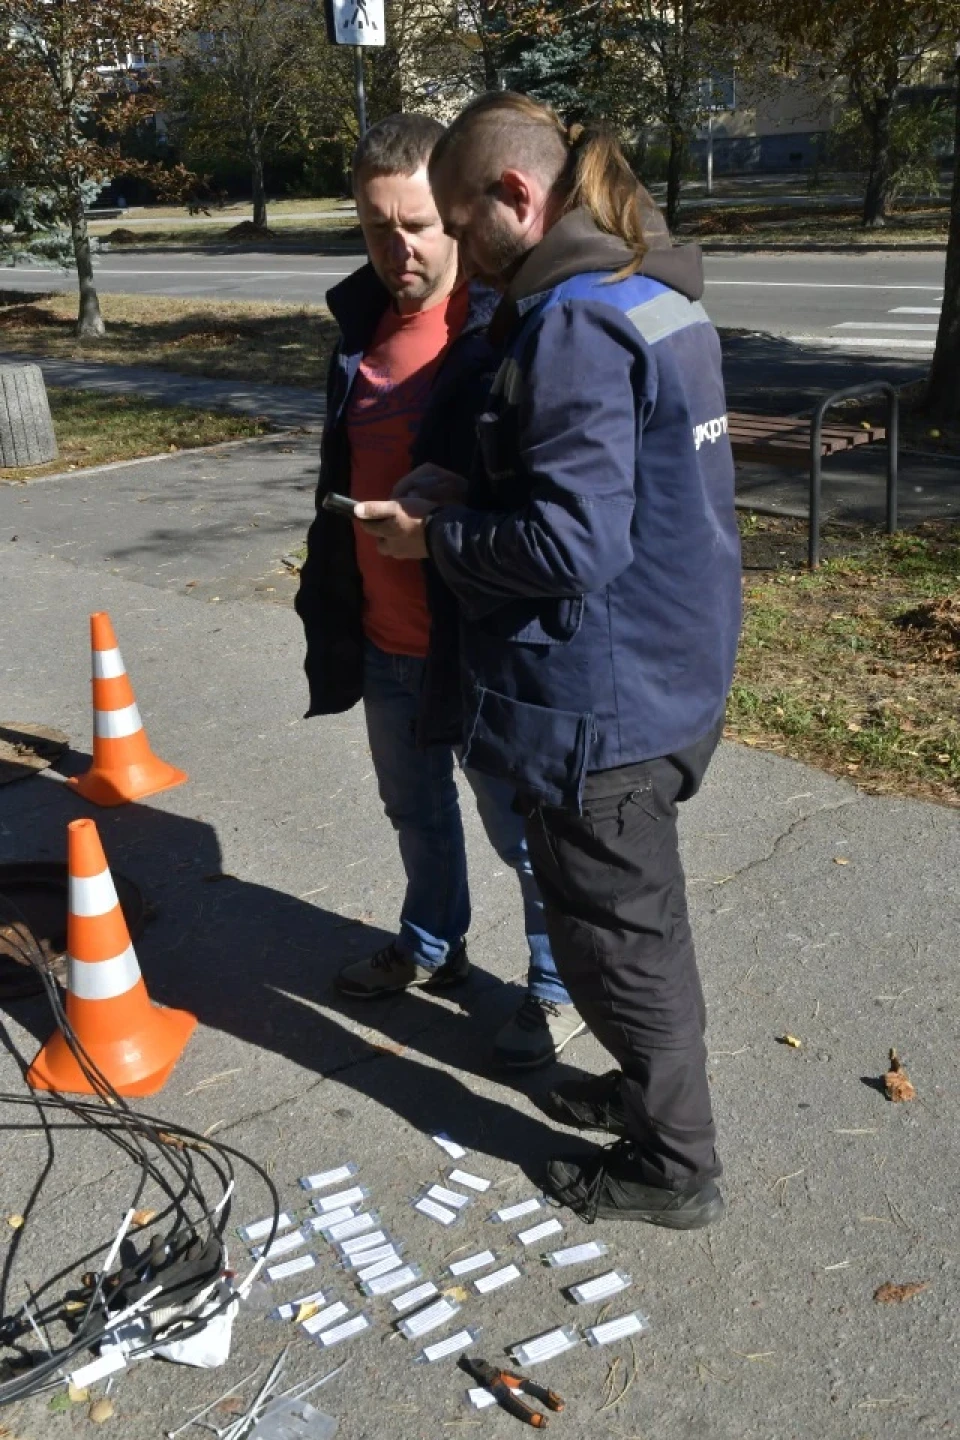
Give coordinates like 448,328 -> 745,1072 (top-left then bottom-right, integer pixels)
392,1282 -> 439,1313
570,1271 -> 631,1304
317,1313 -> 371,1346
511,1327 -> 580,1365
274,1287 -> 326,1321
491,1197 -> 543,1223
313,1185 -> 366,1213
357,1254 -> 403,1283
326,1213 -> 376,1243
301,1301 -> 349,1335
432,1133 -> 467,1159
425,1184 -> 471,1210
468,1386 -> 497,1409
240,1212 -> 294,1245
474,1263 -> 521,1294
344,1242 -> 398,1270
253,1228 -> 307,1261
548,1241 -> 608,1267
447,1169 -> 491,1192
300,1164 -> 357,1192
310,1205 -> 356,1230
266,1254 -> 316,1283
517,1218 -> 563,1246
586,1311 -> 650,1346
420,1328 -> 476,1363
415,1197 -> 457,1226
338,1228 -> 387,1256
363,1264 -> 419,1297
70,1351 -> 127,1389
448,1250 -> 495,1277
399,1297 -> 460,1338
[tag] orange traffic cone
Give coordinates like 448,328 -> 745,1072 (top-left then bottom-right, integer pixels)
67,612 -> 187,807
27,819 -> 196,1096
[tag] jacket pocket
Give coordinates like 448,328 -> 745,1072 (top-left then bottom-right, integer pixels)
475,596 -> 585,647
462,685 -> 594,811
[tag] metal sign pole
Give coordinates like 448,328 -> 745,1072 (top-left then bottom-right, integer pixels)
354,45 -> 368,136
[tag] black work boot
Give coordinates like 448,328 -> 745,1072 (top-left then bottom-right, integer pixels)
544,1070 -> 628,1137
544,1139 -> 725,1229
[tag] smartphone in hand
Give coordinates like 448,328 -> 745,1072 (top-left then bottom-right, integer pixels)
322,491 -> 358,518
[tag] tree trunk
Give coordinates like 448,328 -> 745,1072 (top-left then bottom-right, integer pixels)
666,128 -> 685,231
861,92 -> 894,228
67,178 -> 105,338
924,58 -> 960,421
249,131 -> 267,228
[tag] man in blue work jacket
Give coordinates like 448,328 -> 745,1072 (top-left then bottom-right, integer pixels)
356,94 -> 742,1228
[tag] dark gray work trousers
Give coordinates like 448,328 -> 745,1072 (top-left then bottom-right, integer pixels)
522,724 -> 723,1190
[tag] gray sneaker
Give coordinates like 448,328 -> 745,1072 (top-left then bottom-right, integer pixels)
337,941 -> 469,999
493,996 -> 586,1070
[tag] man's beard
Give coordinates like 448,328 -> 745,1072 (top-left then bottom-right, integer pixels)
476,212 -> 531,287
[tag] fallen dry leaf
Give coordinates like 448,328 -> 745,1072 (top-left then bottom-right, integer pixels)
778,1034 -> 802,1049
883,1049 -> 916,1103
214,1397 -> 247,1417
6,1215 -> 24,1230
834,857 -> 850,866
293,1301 -> 320,1325
131,1209 -> 158,1228
68,1383 -> 89,1404
874,1281 -> 929,1304
88,1398 -> 114,1423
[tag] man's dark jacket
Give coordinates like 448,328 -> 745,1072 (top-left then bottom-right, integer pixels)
294,266 -> 499,743
425,209 -> 742,811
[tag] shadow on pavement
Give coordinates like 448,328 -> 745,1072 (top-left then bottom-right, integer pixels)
720,331 -> 928,415
2,757 -> 583,1187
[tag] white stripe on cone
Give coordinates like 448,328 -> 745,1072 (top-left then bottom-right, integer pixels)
68,943 -> 142,1001
92,647 -> 126,680
93,702 -> 142,740
70,869 -> 120,918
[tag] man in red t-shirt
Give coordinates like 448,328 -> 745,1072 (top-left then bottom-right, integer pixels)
295,115 -> 583,1070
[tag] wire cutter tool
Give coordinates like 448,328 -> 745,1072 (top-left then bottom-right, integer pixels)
461,1356 -> 565,1427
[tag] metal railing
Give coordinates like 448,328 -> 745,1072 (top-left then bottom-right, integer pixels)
808,382 -> 900,569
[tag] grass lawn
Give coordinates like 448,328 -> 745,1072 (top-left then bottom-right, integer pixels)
680,201 -> 948,247
730,516 -> 960,808
0,292 -> 336,389
0,388 -> 272,482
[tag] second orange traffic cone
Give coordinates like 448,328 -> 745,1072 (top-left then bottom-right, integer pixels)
27,818 -> 196,1096
67,612 -> 187,806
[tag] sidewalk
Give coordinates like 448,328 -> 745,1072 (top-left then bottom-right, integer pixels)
0,350 -> 323,430
0,443 -> 957,1440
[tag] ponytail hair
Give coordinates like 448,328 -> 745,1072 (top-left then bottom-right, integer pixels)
432,93 -> 662,279
561,122 -> 652,277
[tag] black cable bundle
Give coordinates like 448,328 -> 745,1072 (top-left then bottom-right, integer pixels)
0,894 -> 280,1405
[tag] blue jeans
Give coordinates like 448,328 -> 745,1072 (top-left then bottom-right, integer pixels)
362,641 -> 570,1006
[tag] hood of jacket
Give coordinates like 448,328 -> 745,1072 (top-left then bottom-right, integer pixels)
326,261 -> 499,354
490,207 -> 704,343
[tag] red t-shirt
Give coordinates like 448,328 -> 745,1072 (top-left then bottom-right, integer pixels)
347,285 -> 469,658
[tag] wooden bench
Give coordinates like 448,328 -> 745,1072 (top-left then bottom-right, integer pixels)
727,383 -> 900,568
729,411 -> 886,467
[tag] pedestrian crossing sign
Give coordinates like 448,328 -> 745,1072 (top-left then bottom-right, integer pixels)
326,0 -> 385,45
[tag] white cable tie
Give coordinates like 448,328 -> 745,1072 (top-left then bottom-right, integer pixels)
69,1350 -> 127,1389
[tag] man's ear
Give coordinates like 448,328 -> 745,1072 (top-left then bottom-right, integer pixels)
496,168 -> 534,221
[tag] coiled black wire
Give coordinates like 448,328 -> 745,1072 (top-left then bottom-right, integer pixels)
0,893 -> 280,1405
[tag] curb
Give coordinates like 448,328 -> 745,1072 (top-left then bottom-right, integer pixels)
2,425 -> 319,487
699,241 -> 946,254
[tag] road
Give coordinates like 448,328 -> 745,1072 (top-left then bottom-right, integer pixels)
1,250 -> 947,357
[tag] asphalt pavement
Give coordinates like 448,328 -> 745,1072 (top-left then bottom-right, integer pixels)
1,250 -> 948,358
0,440 -> 958,1439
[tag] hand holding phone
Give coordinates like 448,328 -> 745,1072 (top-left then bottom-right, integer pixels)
322,491 -> 359,519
